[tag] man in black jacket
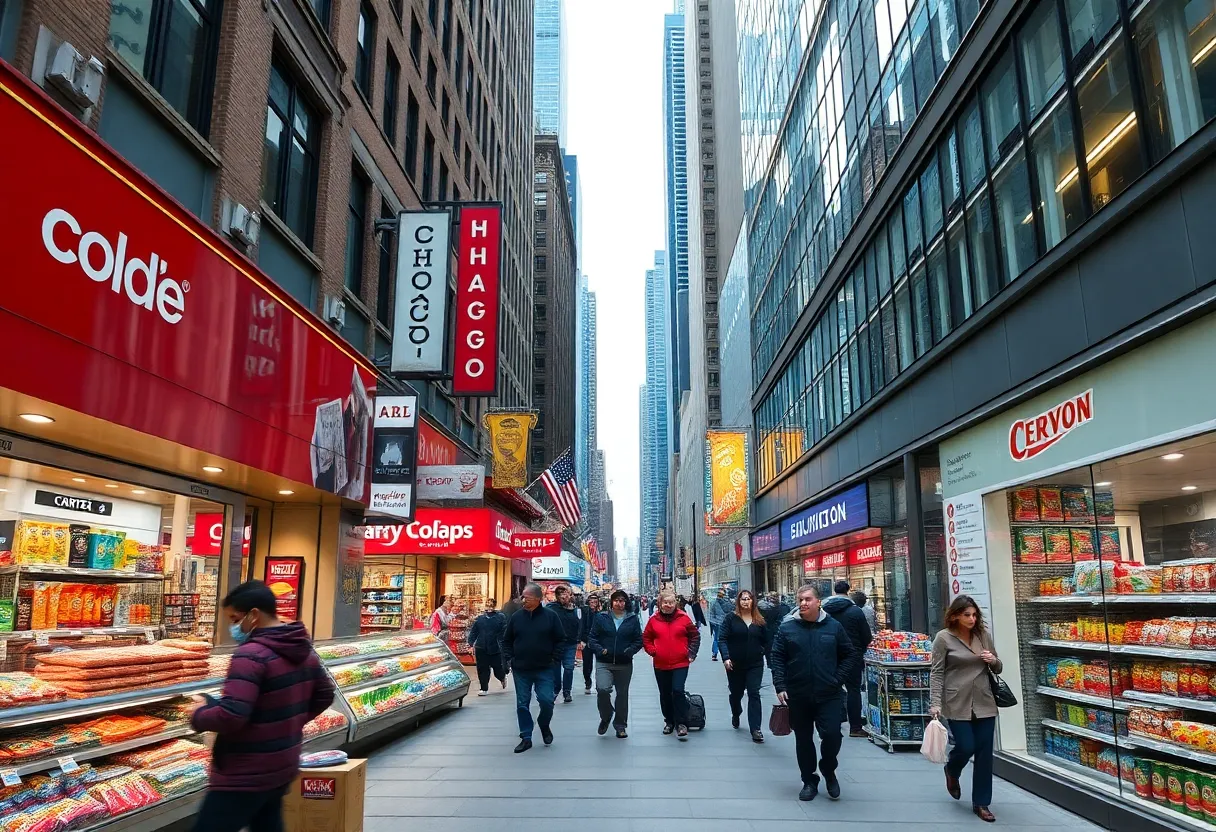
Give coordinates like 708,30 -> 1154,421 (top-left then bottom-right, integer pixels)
822,580 -> 874,737
759,592 -> 791,654
547,584 -> 582,703
466,598 -> 508,695
503,583 -> 565,753
588,589 -> 644,738
770,584 -> 857,803
578,594 -> 602,694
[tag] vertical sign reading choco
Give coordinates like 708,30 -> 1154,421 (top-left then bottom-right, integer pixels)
369,396 -> 418,522
452,206 -> 502,395
391,211 -> 451,374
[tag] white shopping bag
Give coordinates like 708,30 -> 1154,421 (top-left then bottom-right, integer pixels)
921,718 -> 949,765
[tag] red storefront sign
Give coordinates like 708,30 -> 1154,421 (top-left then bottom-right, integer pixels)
513,532 -> 561,558
1008,388 -> 1093,462
417,420 -> 458,466
820,550 -> 848,569
363,507 -> 520,557
802,555 -> 819,574
452,206 -> 501,395
263,556 -> 304,621
186,513 -> 251,556
849,540 -> 885,566
0,60 -> 376,500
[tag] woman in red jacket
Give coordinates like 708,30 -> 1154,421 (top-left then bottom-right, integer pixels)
643,590 -> 702,739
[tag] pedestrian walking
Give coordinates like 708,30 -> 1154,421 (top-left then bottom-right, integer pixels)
759,592 -> 790,654
190,580 -> 334,832
718,589 -> 768,742
851,590 -> 878,634
929,595 -> 1003,823
430,595 -> 454,640
467,598 -> 507,695
589,589 -> 644,738
822,580 -> 874,737
501,595 -> 522,618
770,583 -> 857,802
547,584 -> 582,703
642,590 -> 701,740
502,583 -> 565,753
579,594 -> 603,694
690,595 -> 707,628
708,587 -> 733,661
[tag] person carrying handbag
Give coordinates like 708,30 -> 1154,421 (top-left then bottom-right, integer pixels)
929,595 -> 1003,823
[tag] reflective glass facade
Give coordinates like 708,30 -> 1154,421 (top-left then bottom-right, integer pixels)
748,0 -> 1216,489
533,0 -> 566,144
664,12 -> 692,445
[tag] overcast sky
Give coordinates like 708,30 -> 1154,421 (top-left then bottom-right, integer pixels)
567,0 -> 672,553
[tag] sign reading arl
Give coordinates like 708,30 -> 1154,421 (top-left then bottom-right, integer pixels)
1008,389 -> 1093,462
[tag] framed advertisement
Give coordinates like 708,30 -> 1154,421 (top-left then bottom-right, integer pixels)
264,556 -> 306,622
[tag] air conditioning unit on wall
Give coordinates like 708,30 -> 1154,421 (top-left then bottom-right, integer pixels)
45,41 -> 104,110
221,199 -> 262,247
323,295 -> 347,328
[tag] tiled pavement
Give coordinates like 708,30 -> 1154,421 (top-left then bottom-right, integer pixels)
361,645 -> 1101,831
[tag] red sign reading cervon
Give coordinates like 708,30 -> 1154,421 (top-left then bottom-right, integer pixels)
452,206 -> 502,395
1009,389 -> 1094,462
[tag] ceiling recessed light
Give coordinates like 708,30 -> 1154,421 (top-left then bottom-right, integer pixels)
19,414 -> 53,424
71,477 -> 86,484
278,489 -> 295,496
1163,453 -> 1185,461
1183,485 -> 1199,491
1094,481 -> 1112,487
202,466 -> 224,474
0,488 -> 8,493
131,489 -> 146,495
104,483 -> 118,489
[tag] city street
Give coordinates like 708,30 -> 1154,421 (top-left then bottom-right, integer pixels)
361,649 -> 1097,831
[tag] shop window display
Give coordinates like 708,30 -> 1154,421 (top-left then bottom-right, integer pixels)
361,556 -> 434,634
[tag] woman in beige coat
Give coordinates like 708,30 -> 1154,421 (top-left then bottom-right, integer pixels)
929,595 -> 1002,823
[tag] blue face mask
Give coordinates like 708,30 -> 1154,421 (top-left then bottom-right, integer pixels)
229,614 -> 252,644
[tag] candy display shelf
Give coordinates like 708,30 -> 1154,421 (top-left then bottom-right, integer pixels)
0,565 -> 165,581
1,725 -> 195,777
1036,686 -> 1136,710
1041,717 -> 1120,745
0,678 -> 222,731
1029,639 -> 1216,663
1123,690 -> 1216,714
864,658 -> 931,753
1029,594 -> 1216,605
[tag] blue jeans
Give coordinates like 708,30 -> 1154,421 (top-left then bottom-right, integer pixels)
552,644 -> 577,697
948,716 -> 996,808
710,623 -> 720,657
513,668 -> 555,740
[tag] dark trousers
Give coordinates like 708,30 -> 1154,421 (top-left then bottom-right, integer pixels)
193,785 -> 287,832
948,716 -> 996,808
727,664 -> 764,732
582,645 -> 595,688
842,665 -> 864,732
552,643 -> 577,697
789,696 -> 843,786
710,623 -> 720,657
474,648 -> 505,691
654,666 -> 689,727
513,667 -> 555,739
596,662 -> 633,729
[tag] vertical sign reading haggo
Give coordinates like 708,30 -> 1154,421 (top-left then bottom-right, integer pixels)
391,211 -> 451,374
452,206 -> 502,395
369,396 -> 418,521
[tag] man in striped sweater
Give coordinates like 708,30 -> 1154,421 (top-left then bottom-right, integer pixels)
191,580 -> 335,831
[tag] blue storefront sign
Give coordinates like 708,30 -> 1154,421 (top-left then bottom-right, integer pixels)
751,524 -> 780,560
779,483 -> 870,551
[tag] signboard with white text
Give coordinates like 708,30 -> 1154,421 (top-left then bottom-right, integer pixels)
369,396 -> 417,521
452,205 -> 502,395
944,492 -> 991,622
416,465 -> 485,500
391,211 -> 451,374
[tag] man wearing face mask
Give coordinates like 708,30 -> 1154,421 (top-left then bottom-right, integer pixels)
190,580 -> 334,831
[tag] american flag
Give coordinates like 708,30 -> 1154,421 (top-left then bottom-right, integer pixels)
540,448 -> 581,527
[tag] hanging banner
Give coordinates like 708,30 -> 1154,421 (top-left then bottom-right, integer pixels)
704,429 -> 750,528
416,465 -> 485,500
452,205 -> 502,395
391,210 -> 451,374
263,556 -> 305,621
513,531 -> 561,558
369,396 -> 418,521
483,411 -> 536,488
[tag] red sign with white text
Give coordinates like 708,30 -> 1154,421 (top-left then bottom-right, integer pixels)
0,61 -> 376,500
452,206 -> 502,395
187,513 -> 251,556
802,556 -> 818,574
263,557 -> 304,621
363,507 -> 521,557
513,532 -> 561,558
417,420 -> 458,466
820,550 -> 848,569
849,540 -> 885,566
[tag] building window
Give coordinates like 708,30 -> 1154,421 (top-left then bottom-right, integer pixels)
439,160 -> 449,200
441,0 -> 453,61
108,0 -> 219,134
409,14 -> 422,66
345,166 -> 369,297
535,228 -> 547,246
535,279 -> 547,295
383,51 -> 399,142
355,2 -> 375,99
388,0 -> 402,21
426,56 -> 437,100
307,0 -> 330,28
534,255 -> 547,271
377,201 -> 394,327
262,62 -> 319,245
404,90 -> 419,175
422,129 -> 435,198
535,304 -> 547,321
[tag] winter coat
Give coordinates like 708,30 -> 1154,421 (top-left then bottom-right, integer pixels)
503,605 -> 566,671
930,628 -> 1004,720
690,601 -> 707,627
546,601 -> 582,646
642,610 -> 701,670
708,596 -> 733,627
769,609 -> 857,703
467,611 -> 507,654
759,600 -> 790,651
717,612 -> 768,669
578,605 -> 602,642
588,611 -> 644,664
822,595 -> 875,658
192,622 -> 334,792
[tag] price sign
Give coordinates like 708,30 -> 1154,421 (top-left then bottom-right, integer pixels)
0,641 -> 8,663
1,770 -> 20,787
58,757 -> 79,774
34,632 -> 49,647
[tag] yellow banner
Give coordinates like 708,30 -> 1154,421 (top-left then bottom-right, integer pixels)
758,428 -> 805,486
482,411 -> 537,488
705,429 -> 750,528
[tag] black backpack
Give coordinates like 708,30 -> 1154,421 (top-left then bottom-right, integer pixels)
684,692 -> 706,730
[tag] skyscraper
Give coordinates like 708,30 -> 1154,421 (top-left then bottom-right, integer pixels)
532,0 -> 567,146
639,251 -> 670,592
662,8 -> 690,449
563,152 -> 582,265
576,276 -> 597,508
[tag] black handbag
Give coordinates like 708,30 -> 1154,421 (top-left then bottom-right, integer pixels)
989,669 -> 1018,708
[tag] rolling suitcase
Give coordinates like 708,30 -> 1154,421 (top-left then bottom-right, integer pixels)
685,692 -> 706,729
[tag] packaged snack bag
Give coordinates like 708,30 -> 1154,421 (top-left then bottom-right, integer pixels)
47,524 -> 70,566
81,586 -> 97,627
1187,769 -> 1205,819
1094,490 -> 1116,524
15,587 -> 32,631
1203,774 -> 1216,822
1162,667 -> 1180,695
1192,664 -> 1211,698
0,601 -> 13,633
1071,529 -> 1097,560
1166,619 -> 1197,648
1061,486 -> 1095,523
67,525 -> 89,569
1169,766 -> 1186,812
1039,487 -> 1065,522
45,583 -> 62,630
1009,488 -> 1040,522
67,585 -> 84,627
1015,528 -> 1046,564
98,586 -> 116,627
1163,561 -> 1185,593
1044,528 -> 1072,562
56,585 -> 76,628
1098,528 -> 1120,556
1193,560 -> 1216,593
119,539 -> 139,572
1135,758 -> 1154,799
30,583 -> 48,631
1181,665 -> 1195,697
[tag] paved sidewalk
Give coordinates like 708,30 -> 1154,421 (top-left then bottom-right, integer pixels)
362,649 -> 1099,831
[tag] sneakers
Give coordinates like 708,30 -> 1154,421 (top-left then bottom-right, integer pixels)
676,725 -> 689,741
514,739 -> 533,753
597,716 -> 611,735
541,727 -> 554,746
825,775 -> 840,800
563,693 -> 573,703
712,655 -> 718,661
751,730 -> 765,743
662,723 -> 675,735
585,686 -> 592,695
732,714 -> 740,729
616,729 -> 628,739
477,690 -> 488,696
799,782 -> 818,801
849,730 -> 867,738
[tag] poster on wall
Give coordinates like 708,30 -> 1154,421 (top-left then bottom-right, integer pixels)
309,366 -> 372,500
264,557 -> 305,621
944,492 -> 992,623
483,411 -> 537,488
705,429 -> 750,528
369,395 -> 418,521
